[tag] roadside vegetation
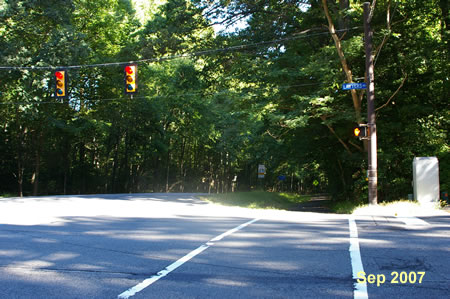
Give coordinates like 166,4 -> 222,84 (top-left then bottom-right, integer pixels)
0,1 -> 447,206
200,191 -> 311,210
201,192 -> 448,215
328,199 -> 366,214
331,199 -> 448,215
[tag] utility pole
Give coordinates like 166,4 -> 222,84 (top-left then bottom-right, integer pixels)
364,2 -> 378,205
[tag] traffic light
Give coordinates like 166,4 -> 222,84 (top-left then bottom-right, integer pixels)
124,64 -> 137,94
354,124 -> 369,140
54,70 -> 67,98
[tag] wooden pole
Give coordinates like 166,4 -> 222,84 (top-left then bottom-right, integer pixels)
364,2 -> 378,205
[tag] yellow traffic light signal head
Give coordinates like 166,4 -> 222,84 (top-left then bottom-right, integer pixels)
124,65 -> 137,94
353,124 -> 368,140
54,70 -> 67,98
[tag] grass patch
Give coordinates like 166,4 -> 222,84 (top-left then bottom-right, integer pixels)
328,200 -> 365,214
352,199 -> 438,216
200,191 -> 311,210
328,198 -> 447,215
329,199 -> 425,215
0,193 -> 16,198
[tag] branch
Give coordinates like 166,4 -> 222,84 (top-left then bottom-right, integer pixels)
358,88 -> 365,106
369,0 -> 377,23
265,126 -> 290,141
375,73 -> 407,112
321,0 -> 361,122
320,116 -> 352,154
264,129 -> 282,142
374,0 -> 391,66
168,180 -> 183,192
348,140 -> 364,152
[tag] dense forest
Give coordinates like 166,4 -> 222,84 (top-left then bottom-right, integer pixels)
0,0 -> 448,203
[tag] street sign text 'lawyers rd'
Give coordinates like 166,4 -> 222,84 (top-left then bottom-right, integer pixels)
342,83 -> 367,90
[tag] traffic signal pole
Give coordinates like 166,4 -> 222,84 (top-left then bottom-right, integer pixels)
364,2 -> 377,205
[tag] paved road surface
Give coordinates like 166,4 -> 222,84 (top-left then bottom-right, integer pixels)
0,193 -> 448,298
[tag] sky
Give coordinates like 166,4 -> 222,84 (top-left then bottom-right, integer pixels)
131,0 -> 309,35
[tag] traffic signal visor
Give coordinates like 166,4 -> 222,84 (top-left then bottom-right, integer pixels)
125,65 -> 137,93
55,70 -> 66,97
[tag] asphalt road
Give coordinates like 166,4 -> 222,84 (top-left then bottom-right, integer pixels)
0,193 -> 448,298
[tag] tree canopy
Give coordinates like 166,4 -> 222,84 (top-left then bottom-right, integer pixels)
0,0 -> 448,203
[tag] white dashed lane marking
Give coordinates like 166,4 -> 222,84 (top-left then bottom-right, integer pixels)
117,218 -> 260,299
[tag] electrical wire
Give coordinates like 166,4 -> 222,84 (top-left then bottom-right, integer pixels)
0,82 -> 324,106
0,27 -> 362,71
0,26 -> 362,106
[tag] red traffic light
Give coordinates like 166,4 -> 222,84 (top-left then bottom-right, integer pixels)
54,70 -> 67,98
124,65 -> 137,94
125,66 -> 134,74
55,71 -> 64,80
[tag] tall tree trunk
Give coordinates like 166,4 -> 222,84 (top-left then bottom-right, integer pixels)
123,129 -> 131,192
15,123 -> 26,197
165,138 -> 171,193
208,159 -> 213,194
339,0 -> 349,30
63,139 -> 70,195
32,135 -> 41,196
322,0 -> 362,122
16,158 -> 24,197
79,142 -> 86,194
179,137 -> 186,192
439,0 -> 449,101
111,137 -> 120,193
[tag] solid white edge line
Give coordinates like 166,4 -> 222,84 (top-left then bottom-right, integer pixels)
117,218 -> 260,299
348,216 -> 368,299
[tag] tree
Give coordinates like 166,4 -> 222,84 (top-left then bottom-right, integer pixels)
0,0 -> 447,201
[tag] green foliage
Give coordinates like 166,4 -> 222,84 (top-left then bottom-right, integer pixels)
328,199 -> 364,215
0,0 -> 447,204
200,191 -> 311,210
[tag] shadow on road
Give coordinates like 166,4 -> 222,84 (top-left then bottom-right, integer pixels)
294,195 -> 333,213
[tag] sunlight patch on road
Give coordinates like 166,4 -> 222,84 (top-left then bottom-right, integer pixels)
205,277 -> 249,287
0,249 -> 27,257
353,201 -> 444,217
0,194 -> 347,226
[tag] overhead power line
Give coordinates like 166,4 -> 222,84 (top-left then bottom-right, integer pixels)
0,27 -> 362,71
0,82 -> 324,106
